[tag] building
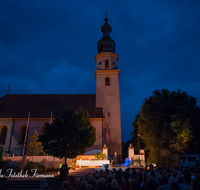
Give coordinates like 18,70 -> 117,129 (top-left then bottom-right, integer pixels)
0,16 -> 122,159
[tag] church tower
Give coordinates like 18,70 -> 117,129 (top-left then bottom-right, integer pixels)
95,15 -> 122,158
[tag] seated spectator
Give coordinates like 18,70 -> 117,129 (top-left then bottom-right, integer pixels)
111,179 -> 119,190
183,171 -> 191,190
191,179 -> 200,190
80,179 -> 88,190
106,183 -> 113,190
157,175 -> 170,190
85,184 -> 93,190
60,181 -> 71,190
129,179 -> 140,190
146,177 -> 157,190
177,172 -> 186,190
96,179 -> 104,190
107,175 -> 113,183
170,182 -> 180,190
119,186 -> 128,190
156,175 -> 164,187
168,176 -> 177,185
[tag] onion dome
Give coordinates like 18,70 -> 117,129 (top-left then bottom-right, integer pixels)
97,14 -> 116,53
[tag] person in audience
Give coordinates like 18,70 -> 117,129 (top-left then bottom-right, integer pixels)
129,179 -> 140,190
170,182 -> 180,190
191,179 -> 200,190
56,165 -> 200,190
111,179 -> 119,190
60,180 -> 71,190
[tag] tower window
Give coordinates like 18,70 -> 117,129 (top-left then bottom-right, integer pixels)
108,113 -> 110,117
113,62 -> 116,65
105,60 -> 109,69
98,62 -> 101,66
105,77 -> 110,86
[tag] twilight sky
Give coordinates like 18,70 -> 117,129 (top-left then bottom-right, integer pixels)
0,0 -> 200,142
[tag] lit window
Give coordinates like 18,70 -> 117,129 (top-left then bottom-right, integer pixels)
105,77 -> 110,86
105,60 -> 109,69
0,126 -> 7,145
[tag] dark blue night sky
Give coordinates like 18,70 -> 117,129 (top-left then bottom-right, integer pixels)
0,0 -> 200,142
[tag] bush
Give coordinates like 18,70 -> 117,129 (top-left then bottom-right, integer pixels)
24,162 -> 45,174
134,158 -> 141,164
105,164 -> 109,169
94,152 -> 106,160
47,167 -> 59,171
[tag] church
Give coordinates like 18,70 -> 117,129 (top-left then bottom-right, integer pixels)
0,16 -> 122,159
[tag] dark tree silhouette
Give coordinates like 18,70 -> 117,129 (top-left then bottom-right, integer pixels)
39,107 -> 96,164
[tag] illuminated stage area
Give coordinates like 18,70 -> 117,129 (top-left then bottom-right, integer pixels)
76,160 -> 110,167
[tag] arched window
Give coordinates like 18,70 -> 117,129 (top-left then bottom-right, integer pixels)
105,60 -> 109,69
18,125 -> 28,145
0,126 -> 7,145
105,77 -> 110,86
40,125 -> 47,135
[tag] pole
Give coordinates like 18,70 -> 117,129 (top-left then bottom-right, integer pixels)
50,111 -> 52,124
8,118 -> 15,154
46,111 -> 52,171
21,112 -> 30,169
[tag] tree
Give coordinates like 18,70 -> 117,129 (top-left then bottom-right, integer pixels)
27,130 -> 45,161
132,89 -> 200,166
38,107 -> 96,164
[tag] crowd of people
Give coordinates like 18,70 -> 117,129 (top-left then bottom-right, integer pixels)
58,165 -> 200,190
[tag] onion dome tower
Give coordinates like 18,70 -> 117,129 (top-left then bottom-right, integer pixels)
95,13 -> 122,159
97,15 -> 116,53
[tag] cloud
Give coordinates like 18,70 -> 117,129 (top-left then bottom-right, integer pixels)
0,0 -> 200,141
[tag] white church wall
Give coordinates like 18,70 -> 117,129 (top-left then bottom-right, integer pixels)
1,118 -> 103,156
0,119 -> 13,153
10,120 -> 28,155
3,155 -> 64,169
9,119 -> 50,156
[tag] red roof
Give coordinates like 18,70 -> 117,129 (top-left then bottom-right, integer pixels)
0,94 -> 103,118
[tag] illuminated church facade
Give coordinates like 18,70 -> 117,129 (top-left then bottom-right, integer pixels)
0,16 -> 122,159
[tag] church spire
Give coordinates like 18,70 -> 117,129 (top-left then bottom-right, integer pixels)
97,13 -> 116,53
104,12 -> 108,23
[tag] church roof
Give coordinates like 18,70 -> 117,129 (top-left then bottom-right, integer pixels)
0,94 -> 103,119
